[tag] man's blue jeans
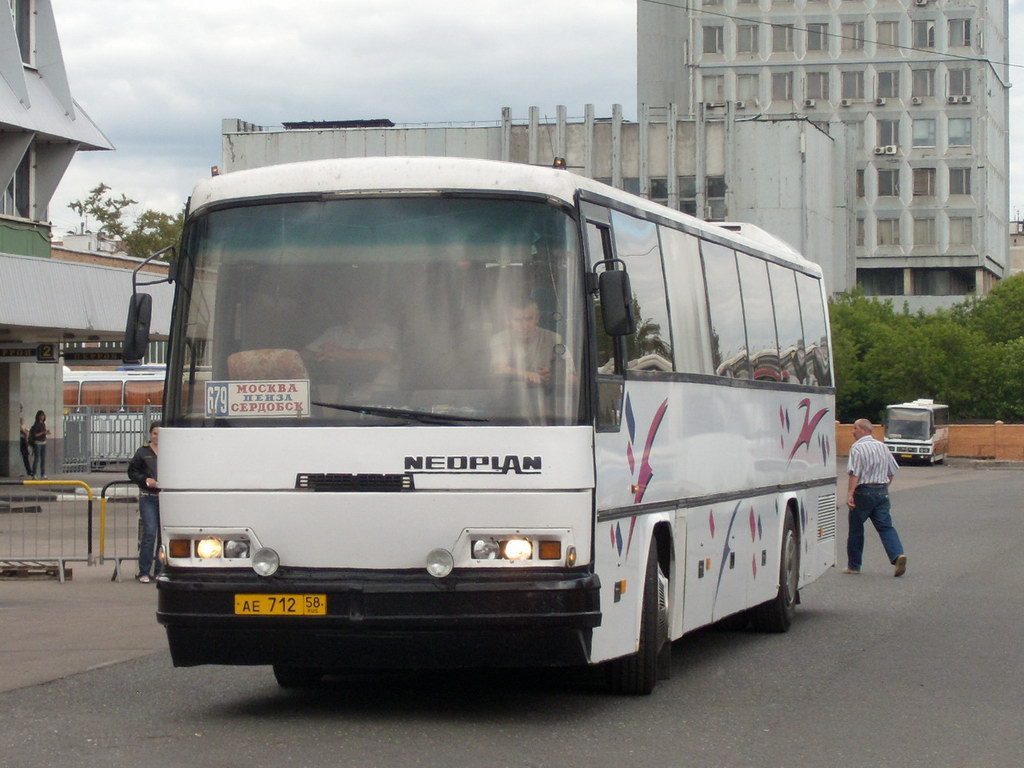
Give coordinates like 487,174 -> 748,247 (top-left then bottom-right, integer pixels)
847,484 -> 904,571
138,494 -> 160,577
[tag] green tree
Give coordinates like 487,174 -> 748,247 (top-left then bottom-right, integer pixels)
68,183 -> 136,240
68,183 -> 183,260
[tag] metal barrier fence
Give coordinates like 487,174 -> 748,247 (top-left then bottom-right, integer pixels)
0,479 -> 143,582
63,406 -> 162,472
0,480 -> 96,582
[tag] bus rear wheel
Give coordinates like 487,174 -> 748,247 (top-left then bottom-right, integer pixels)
273,664 -> 323,689
606,538 -> 670,695
750,512 -> 799,633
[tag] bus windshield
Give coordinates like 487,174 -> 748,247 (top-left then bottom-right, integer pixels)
886,408 -> 931,440
171,196 -> 584,427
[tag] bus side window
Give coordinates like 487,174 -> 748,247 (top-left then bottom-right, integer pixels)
609,211 -> 674,372
736,253 -> 781,382
796,273 -> 831,386
701,241 -> 750,379
659,226 -> 713,375
768,263 -> 806,385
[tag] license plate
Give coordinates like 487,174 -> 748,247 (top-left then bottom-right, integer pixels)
900,454 -> 913,459
234,594 -> 327,616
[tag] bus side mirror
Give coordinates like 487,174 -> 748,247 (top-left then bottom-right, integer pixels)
598,268 -> 635,337
124,293 -> 152,364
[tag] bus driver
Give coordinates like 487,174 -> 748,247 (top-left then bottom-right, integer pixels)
490,296 -> 567,386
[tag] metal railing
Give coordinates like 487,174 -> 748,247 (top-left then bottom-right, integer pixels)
63,405 -> 162,472
0,480 -> 96,582
99,480 -> 144,582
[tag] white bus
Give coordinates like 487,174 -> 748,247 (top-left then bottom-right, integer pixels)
134,157 -> 836,694
885,399 -> 950,464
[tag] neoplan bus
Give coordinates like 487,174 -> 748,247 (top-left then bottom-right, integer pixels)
885,399 -> 949,464
125,157 -> 836,694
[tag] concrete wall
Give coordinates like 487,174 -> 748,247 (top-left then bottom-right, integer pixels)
835,422 -> 1024,461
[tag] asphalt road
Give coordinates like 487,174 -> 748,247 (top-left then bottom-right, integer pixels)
1,461 -> 1022,768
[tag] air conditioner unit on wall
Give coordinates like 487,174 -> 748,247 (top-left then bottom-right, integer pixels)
803,99 -> 816,108
960,95 -> 973,103
840,98 -> 852,107
874,146 -> 886,155
885,145 -> 898,155
914,0 -> 928,6
735,101 -> 746,109
911,96 -> 923,105
876,97 -> 886,106
947,96 -> 960,104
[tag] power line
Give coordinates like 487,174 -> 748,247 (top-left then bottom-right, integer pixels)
639,0 -> 1024,70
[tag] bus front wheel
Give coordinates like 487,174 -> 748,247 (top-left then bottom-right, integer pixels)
606,538 -> 670,695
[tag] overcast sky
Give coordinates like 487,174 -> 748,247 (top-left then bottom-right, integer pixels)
49,0 -> 1021,236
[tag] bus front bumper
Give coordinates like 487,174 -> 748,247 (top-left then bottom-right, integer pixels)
156,567 -> 601,669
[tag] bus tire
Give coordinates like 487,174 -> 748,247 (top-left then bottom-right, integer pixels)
606,538 -> 669,695
273,664 -> 323,689
751,512 -> 798,633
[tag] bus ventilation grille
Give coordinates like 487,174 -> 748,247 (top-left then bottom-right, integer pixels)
295,473 -> 415,492
817,493 -> 837,540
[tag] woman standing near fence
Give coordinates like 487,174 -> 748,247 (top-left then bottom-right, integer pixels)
128,421 -> 161,583
28,410 -> 51,478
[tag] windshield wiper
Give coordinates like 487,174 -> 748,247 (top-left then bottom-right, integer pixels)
312,401 -> 489,424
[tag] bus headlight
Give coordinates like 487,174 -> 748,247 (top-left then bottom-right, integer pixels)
196,538 -> 223,559
223,539 -> 250,559
502,538 -> 533,561
426,548 -> 454,578
471,539 -> 501,559
252,547 -> 280,577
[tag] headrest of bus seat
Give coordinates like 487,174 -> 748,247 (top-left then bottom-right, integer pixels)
227,349 -> 309,380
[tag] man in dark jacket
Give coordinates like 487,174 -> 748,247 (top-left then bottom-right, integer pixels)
128,422 -> 161,582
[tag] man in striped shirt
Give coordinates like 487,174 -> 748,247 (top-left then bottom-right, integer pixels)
845,418 -> 908,577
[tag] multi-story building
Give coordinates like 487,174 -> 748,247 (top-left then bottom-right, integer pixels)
638,0 -> 1011,310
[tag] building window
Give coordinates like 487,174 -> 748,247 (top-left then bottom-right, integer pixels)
856,218 -> 865,246
877,120 -> 899,147
876,21 -> 898,49
913,217 -> 936,246
772,25 -> 795,52
706,176 -> 727,220
912,69 -> 934,98
856,169 -> 865,198
737,24 -> 759,54
912,118 -> 936,147
841,71 -> 864,99
949,69 -> 971,97
12,0 -> 32,64
913,20 -> 935,49
703,26 -> 724,54
649,178 -> 668,205
949,167 -> 971,195
841,22 -> 865,51
949,217 -> 973,245
948,118 -> 972,146
877,218 -> 900,245
859,268 -> 904,296
878,168 -> 900,197
806,72 -> 829,100
736,73 -> 759,103
807,23 -> 828,51
772,72 -> 794,101
912,168 -> 936,197
703,75 -> 725,102
2,149 -> 31,219
913,269 -> 974,296
679,175 -> 697,216
948,19 -> 971,48
877,70 -> 899,99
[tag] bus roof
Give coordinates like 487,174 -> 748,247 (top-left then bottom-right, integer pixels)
888,399 -> 948,410
189,156 -> 822,277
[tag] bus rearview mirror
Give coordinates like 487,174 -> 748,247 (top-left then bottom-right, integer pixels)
599,269 -> 635,337
124,293 -> 153,364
